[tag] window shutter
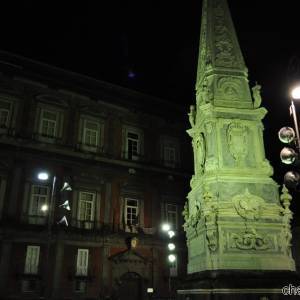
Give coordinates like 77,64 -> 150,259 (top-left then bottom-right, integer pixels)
24,246 -> 40,274
76,249 -> 89,276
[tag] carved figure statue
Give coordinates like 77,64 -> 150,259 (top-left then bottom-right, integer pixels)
252,83 -> 262,108
188,105 -> 196,127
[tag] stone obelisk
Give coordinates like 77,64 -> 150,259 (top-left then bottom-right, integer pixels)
179,0 -> 296,298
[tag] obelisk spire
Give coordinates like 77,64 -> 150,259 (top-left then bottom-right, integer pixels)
183,0 -> 295,282
195,0 -> 252,108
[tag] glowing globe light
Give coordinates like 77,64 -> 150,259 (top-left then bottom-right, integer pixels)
291,86 -> 300,99
280,147 -> 297,164
41,204 -> 49,212
38,172 -> 49,181
168,243 -> 176,251
162,223 -> 171,232
168,230 -> 175,238
284,171 -> 300,189
278,127 -> 295,144
168,254 -> 176,263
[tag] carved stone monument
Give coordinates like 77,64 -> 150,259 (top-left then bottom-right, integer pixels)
178,0 -> 297,299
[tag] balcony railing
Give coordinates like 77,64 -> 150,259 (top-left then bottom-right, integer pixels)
13,215 -> 185,240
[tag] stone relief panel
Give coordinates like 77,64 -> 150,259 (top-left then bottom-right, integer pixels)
222,228 -> 278,253
213,0 -> 243,69
232,188 -> 265,220
230,228 -> 271,250
213,182 -> 279,204
217,77 -> 241,101
226,121 -> 248,166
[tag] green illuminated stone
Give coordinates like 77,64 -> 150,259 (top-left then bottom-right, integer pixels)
184,0 -> 295,273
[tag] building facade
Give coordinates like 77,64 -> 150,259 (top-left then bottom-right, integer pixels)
0,52 -> 192,300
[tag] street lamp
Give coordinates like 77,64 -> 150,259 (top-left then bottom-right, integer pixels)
37,171 -> 72,299
278,85 -> 300,189
161,223 -> 177,297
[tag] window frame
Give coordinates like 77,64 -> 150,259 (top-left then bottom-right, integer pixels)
78,115 -> 105,153
124,197 -> 139,227
123,126 -> 143,161
39,109 -> 59,138
161,136 -> 180,168
28,185 -> 49,224
165,203 -> 178,230
83,119 -> 100,147
0,100 -> 11,128
24,245 -> 40,275
77,191 -> 96,229
76,248 -> 89,277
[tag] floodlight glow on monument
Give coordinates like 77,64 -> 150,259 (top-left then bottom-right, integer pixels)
168,254 -> 176,263
37,172 -> 49,181
278,127 -> 295,144
291,86 -> 300,99
168,243 -> 176,251
161,223 -> 171,232
280,147 -> 297,164
284,171 -> 300,189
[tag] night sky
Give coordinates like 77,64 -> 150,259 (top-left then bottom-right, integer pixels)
1,1 -> 300,219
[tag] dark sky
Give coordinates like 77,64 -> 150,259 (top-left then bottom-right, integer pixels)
1,1 -> 300,216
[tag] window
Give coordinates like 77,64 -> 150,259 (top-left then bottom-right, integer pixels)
28,185 -> 49,224
164,145 -> 176,166
161,137 -> 179,168
78,192 -> 95,229
125,198 -> 139,226
166,204 -> 178,229
0,100 -> 11,128
127,132 -> 140,160
123,126 -> 143,161
78,116 -> 104,153
83,120 -> 100,147
39,109 -> 58,138
76,249 -> 89,276
24,246 -> 40,274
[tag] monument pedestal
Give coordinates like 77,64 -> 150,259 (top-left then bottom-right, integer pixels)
177,270 -> 300,300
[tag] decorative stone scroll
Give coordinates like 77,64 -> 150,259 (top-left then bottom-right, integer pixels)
230,228 -> 270,250
202,187 -> 218,251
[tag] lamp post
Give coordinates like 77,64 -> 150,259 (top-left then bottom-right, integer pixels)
37,171 -> 71,299
278,85 -> 300,189
161,223 -> 177,298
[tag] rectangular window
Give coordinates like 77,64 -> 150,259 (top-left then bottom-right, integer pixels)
125,198 -> 139,226
127,132 -> 140,160
83,120 -> 99,147
0,100 -> 11,128
28,185 -> 49,224
162,138 -> 179,168
166,204 -> 178,229
76,249 -> 89,276
24,245 -> 40,274
40,109 -> 58,138
164,146 -> 176,166
78,192 -> 95,229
